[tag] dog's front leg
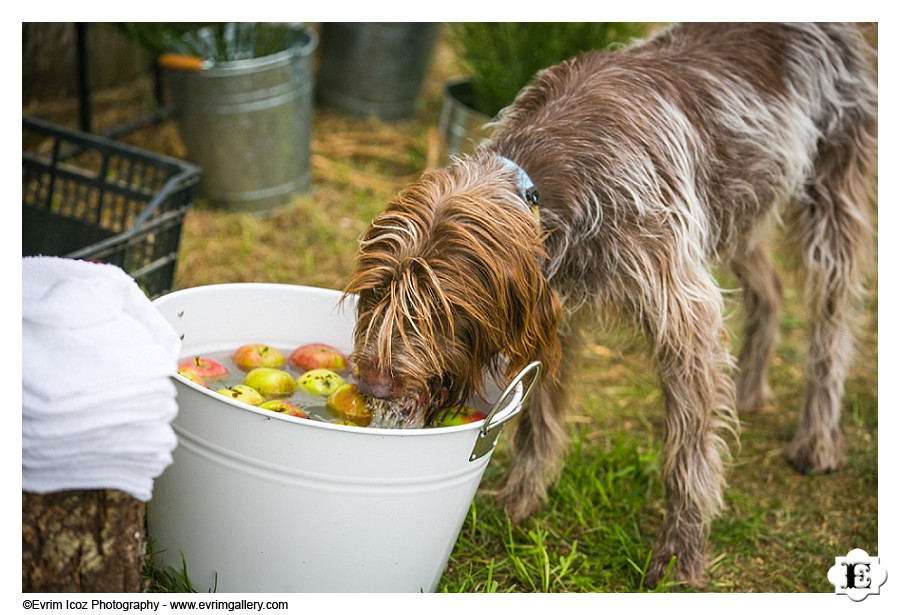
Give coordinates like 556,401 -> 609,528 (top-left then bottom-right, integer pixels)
498,322 -> 583,523
644,266 -> 737,588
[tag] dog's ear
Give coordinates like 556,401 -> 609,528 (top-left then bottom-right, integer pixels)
502,262 -> 563,387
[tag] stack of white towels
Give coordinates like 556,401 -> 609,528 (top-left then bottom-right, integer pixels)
22,256 -> 181,502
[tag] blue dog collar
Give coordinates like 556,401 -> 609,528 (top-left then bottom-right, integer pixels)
498,156 -> 541,212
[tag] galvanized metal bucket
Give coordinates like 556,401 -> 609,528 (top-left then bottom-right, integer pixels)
438,79 -> 494,163
317,23 -> 439,120
166,27 -> 318,213
148,283 -> 540,592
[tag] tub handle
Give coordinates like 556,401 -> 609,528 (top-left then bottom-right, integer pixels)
469,360 -> 542,462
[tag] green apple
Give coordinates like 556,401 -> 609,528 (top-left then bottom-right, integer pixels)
439,406 -> 487,427
260,399 -> 309,419
216,384 -> 265,406
177,368 -> 209,388
326,383 -> 372,427
298,368 -> 345,396
244,367 -> 297,399
232,344 -> 286,372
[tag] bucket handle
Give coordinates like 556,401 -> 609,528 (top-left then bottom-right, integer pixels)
469,361 -> 542,462
158,53 -> 211,71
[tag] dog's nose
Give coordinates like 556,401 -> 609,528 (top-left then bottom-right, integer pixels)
356,370 -> 395,400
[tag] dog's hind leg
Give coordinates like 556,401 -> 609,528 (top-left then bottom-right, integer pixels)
783,136 -> 874,474
731,237 -> 783,412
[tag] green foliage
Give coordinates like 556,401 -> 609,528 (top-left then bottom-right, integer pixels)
438,428 -> 687,592
449,22 -> 649,117
144,549 -> 206,593
117,22 -> 301,62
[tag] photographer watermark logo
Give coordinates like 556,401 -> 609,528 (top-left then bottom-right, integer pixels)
827,548 -> 887,601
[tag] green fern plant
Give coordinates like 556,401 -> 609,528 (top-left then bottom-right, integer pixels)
118,22 -> 300,62
449,22 -> 649,117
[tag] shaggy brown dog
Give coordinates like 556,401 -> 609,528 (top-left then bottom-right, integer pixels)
344,23 -> 877,586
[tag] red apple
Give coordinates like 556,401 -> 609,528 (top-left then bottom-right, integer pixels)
326,383 -> 373,427
290,343 -> 350,373
260,399 -> 309,419
297,368 -> 345,396
232,344 -> 286,372
215,384 -> 265,406
244,367 -> 297,399
439,406 -> 487,427
177,369 -> 209,388
178,356 -> 229,380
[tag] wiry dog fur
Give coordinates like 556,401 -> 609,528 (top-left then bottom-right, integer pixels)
344,23 -> 877,586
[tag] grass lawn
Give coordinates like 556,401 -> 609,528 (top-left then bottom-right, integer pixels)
29,25 -> 878,594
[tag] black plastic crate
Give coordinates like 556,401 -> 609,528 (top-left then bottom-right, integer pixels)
23,116 -> 200,299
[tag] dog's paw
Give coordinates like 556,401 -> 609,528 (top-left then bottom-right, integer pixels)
735,379 -> 772,413
498,490 -> 543,524
735,390 -> 771,413
784,429 -> 843,474
496,479 -> 544,524
645,551 -> 706,590
495,460 -> 551,523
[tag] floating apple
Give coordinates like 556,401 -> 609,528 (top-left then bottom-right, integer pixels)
439,406 -> 487,427
290,343 -> 350,373
298,368 -> 345,396
326,383 -> 373,427
260,399 -> 309,419
216,384 -> 265,406
232,344 -> 286,372
178,356 -> 229,380
244,367 -> 297,399
177,369 -> 209,388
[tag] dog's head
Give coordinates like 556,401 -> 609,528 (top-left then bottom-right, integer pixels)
344,156 -> 562,427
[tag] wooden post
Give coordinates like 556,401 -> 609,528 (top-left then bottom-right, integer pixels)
22,489 -> 146,592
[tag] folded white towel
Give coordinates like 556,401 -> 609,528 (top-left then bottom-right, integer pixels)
23,404 -> 179,464
23,256 -> 180,345
23,409 -> 179,466
22,383 -> 177,439
22,256 -> 182,501
23,258 -> 181,402
22,457 -> 174,502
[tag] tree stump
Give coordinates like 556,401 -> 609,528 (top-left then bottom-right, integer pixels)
22,489 -> 146,592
